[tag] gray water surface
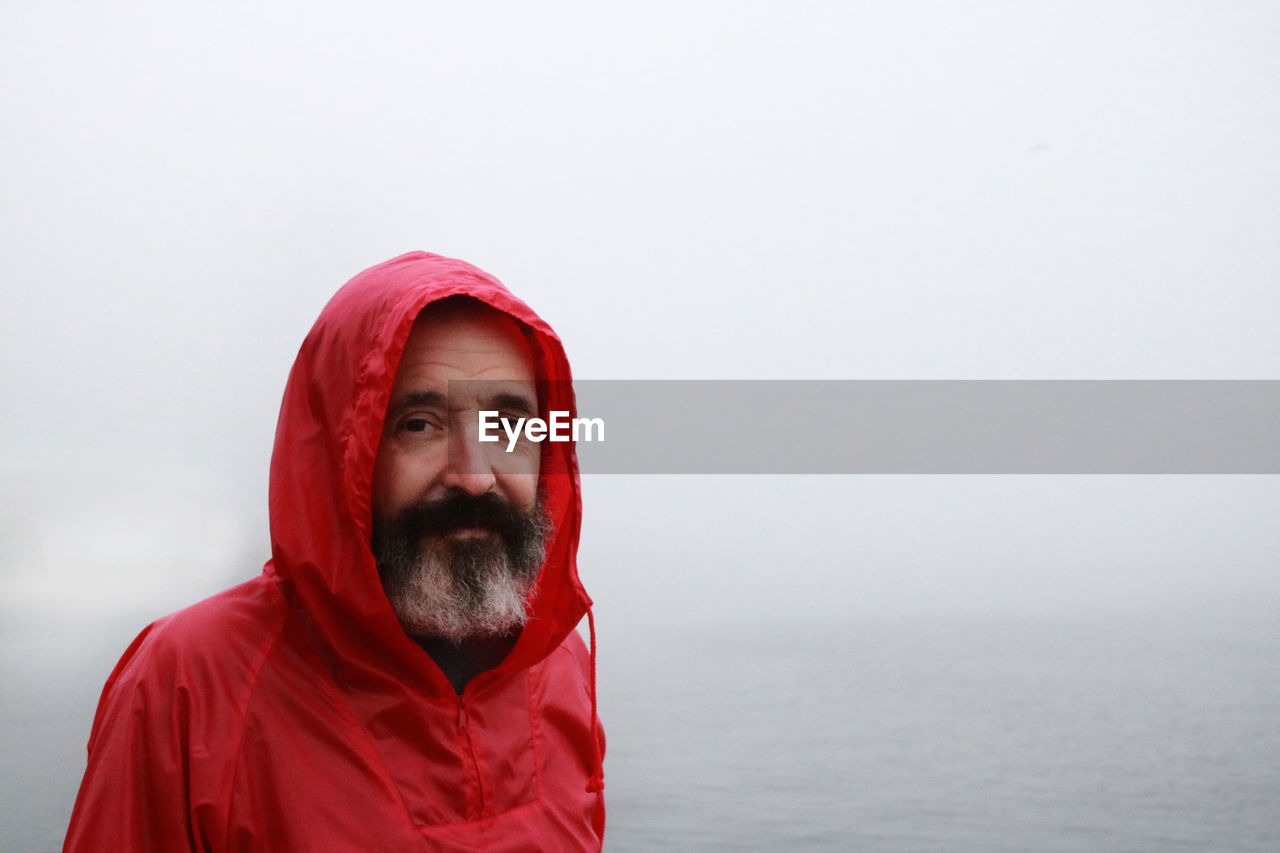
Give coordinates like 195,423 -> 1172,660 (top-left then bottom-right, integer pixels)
600,612 -> 1280,852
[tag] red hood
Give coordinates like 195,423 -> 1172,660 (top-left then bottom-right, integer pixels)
265,251 -> 590,695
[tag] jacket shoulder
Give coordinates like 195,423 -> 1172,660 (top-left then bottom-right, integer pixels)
147,574 -> 289,661
90,575 -> 291,748
65,575 -> 295,851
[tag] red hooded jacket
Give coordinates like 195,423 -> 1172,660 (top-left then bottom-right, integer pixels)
64,252 -> 605,851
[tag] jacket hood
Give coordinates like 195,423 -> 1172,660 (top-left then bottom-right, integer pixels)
266,251 -> 590,696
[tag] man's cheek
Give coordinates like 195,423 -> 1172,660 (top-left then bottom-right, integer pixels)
499,470 -> 540,509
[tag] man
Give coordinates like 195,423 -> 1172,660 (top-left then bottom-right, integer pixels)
64,252 -> 605,851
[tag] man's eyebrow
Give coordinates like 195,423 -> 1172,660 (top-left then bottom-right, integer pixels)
490,392 -> 537,416
390,390 -> 448,413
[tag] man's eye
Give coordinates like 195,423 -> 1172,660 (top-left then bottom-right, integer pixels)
404,418 -> 434,433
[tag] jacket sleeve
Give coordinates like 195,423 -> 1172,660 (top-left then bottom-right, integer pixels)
64,622 -> 204,852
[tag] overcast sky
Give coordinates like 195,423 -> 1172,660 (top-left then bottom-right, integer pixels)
2,1 -> 1278,638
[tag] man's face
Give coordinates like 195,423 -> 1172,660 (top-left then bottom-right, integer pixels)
370,301 -> 546,641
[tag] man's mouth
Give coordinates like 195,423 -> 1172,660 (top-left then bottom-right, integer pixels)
440,525 -> 494,540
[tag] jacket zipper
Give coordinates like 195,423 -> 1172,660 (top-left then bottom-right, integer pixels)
456,693 -> 488,815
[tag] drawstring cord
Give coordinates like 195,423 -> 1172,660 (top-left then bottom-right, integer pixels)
585,605 -> 605,793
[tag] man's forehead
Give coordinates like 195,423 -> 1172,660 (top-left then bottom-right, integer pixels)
413,294 -> 525,333
397,299 -> 538,380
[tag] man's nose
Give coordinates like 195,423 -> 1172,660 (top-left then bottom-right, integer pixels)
442,421 -> 498,495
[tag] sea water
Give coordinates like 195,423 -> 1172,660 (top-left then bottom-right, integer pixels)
598,612 -> 1280,852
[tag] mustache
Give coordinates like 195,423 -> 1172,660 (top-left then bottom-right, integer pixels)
382,489 -> 538,543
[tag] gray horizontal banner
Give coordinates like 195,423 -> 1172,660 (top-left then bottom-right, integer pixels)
446,381 -> 1280,474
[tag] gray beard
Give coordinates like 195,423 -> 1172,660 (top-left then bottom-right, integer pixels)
373,507 -> 549,643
